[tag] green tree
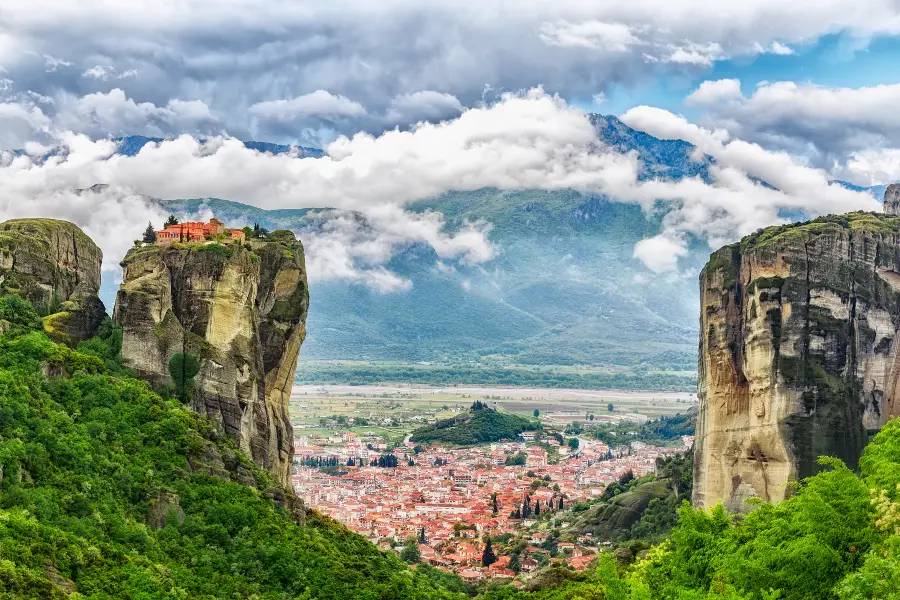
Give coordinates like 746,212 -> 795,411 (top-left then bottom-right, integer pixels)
168,351 -> 201,402
607,403 -> 614,412
142,221 -> 157,244
533,409 -> 540,417
508,552 -> 521,574
400,535 -> 421,564
481,537 -> 497,567
164,214 -> 179,227
567,437 -> 580,450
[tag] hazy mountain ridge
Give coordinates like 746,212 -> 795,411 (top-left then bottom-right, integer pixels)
101,121 -> 891,375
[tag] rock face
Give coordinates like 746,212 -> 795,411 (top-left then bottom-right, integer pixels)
113,233 -> 308,487
884,183 -> 900,216
0,218 -> 105,344
694,207 -> 900,511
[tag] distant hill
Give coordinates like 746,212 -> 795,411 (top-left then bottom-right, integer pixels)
409,403 -> 540,445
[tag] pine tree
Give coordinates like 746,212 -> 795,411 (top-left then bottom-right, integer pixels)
558,497 -> 564,510
491,493 -> 499,515
419,527 -> 426,544
142,222 -> 157,244
164,215 -> 178,227
535,502 -> 541,516
481,537 -> 497,567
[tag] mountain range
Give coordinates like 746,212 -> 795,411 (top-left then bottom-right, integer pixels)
93,118 -> 889,388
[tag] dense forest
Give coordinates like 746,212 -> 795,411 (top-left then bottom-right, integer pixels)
410,402 -> 540,445
0,295 -> 465,599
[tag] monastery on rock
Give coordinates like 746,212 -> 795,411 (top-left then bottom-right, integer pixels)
155,218 -> 246,244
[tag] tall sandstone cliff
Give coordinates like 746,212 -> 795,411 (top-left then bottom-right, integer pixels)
0,218 -> 106,344
695,191 -> 900,511
113,232 -> 308,487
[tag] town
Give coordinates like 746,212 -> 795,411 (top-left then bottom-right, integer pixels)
292,423 -> 693,583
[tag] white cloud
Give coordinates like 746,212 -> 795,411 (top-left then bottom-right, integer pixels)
662,42 -> 725,66
620,104 -> 879,266
685,79 -> 743,106
4,0 -> 898,142
539,21 -> 641,52
384,91 -> 464,125
0,88 -> 882,283
633,234 -> 687,273
682,79 -> 900,179
43,54 -> 72,72
53,88 -> 217,138
769,41 -> 794,55
81,65 -> 137,81
840,149 -> 900,186
249,90 -> 367,121
82,65 -> 112,80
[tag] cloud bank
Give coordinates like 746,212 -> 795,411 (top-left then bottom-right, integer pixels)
685,79 -> 900,184
2,0 -> 899,142
0,88 -> 881,285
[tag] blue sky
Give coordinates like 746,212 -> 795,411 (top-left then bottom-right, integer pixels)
578,33 -> 900,118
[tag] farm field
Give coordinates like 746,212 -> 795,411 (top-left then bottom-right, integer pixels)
289,383 -> 697,445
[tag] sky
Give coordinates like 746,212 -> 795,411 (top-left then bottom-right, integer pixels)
2,0 -> 900,287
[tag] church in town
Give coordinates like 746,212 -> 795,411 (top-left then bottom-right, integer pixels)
155,217 -> 246,245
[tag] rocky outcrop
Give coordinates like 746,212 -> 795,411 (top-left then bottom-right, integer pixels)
884,183 -> 900,216
695,207 -> 900,511
113,233 -> 308,487
0,218 -> 105,344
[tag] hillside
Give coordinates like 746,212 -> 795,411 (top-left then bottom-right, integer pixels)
0,294 -> 464,599
564,452 -> 693,545
485,420 -> 900,599
409,404 -> 540,445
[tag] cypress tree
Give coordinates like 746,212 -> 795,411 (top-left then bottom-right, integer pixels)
481,537 -> 497,567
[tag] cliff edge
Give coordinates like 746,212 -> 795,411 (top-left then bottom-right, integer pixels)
113,232 -> 308,486
0,218 -> 105,344
695,203 -> 900,511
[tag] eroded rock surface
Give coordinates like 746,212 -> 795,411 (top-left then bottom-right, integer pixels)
0,218 -> 105,344
695,206 -> 900,511
113,234 -> 308,486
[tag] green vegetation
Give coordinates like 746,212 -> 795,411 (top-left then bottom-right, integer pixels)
168,351 -> 201,402
410,403 -> 540,445
193,242 -> 234,258
741,211 -> 900,252
296,362 -> 696,392
484,419 -> 900,599
142,222 -> 157,244
0,297 -> 465,599
567,452 -> 693,546
591,412 -> 695,447
401,536 -> 421,564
